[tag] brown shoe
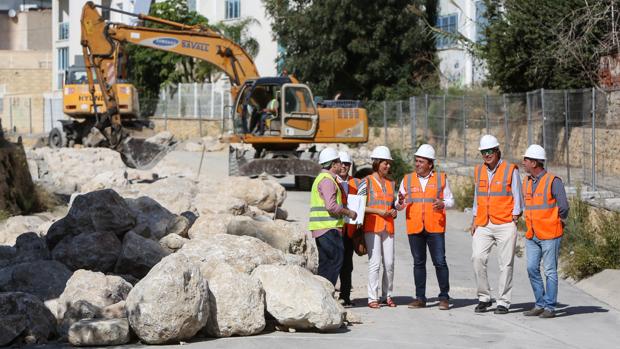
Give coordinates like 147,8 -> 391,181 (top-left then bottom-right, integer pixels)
438,300 -> 449,310
407,299 -> 426,309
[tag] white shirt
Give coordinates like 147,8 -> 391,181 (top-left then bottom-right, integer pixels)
395,171 -> 454,210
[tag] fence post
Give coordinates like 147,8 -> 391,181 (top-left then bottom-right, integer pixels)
484,95 -> 489,134
541,88 -> 546,151
9,97 -> 13,132
526,91 -> 532,145
410,97 -> 417,149
383,101 -> 388,145
178,84 -> 182,117
503,94 -> 509,161
424,94 -> 428,141
210,83 -> 215,119
564,90 -> 571,185
29,97 -> 32,134
591,87 -> 596,190
193,82 -> 198,118
398,100 -> 403,149
462,95 -> 467,165
220,88 -> 224,121
442,94 -> 447,159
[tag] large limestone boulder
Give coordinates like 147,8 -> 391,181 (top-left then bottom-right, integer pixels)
52,231 -> 122,272
114,230 -> 169,279
187,213 -> 239,240
126,253 -> 209,344
0,260 -> 72,300
119,177 -> 196,215
226,218 -> 307,255
80,171 -> 129,193
57,270 -> 132,332
0,292 -> 57,345
223,177 -> 286,212
202,264 -> 265,337
46,189 -> 136,250
0,215 -> 47,246
251,265 -> 344,331
179,234 -> 287,275
159,233 -> 188,252
68,318 -> 130,346
192,191 -> 247,216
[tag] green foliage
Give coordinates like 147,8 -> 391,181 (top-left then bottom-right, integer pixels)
561,195 -> 620,280
479,0 -> 612,92
453,177 -> 475,212
389,149 -> 413,186
264,0 -> 440,100
0,210 -> 8,222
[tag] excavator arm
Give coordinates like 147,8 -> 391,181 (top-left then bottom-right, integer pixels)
80,1 -> 260,168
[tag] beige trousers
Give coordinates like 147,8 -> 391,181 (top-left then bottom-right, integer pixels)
472,221 -> 517,308
365,232 -> 394,302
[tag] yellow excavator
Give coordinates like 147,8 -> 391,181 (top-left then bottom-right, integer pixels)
81,2 -> 368,181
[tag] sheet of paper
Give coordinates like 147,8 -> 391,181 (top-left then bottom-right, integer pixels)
345,194 -> 366,225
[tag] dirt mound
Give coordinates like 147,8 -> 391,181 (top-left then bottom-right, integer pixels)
0,134 -> 37,216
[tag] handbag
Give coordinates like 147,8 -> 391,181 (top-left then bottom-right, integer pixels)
351,227 -> 367,256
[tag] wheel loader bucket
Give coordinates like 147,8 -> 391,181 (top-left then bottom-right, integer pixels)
119,137 -> 176,170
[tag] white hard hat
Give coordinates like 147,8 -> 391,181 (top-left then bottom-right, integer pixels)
319,147 -> 340,164
339,151 -> 352,163
370,146 -> 393,160
414,144 -> 436,160
524,144 -> 546,160
479,134 -> 500,150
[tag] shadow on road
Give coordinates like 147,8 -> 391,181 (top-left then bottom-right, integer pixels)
508,302 -> 609,317
449,298 -> 480,309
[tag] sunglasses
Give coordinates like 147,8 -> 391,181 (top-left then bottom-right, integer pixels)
480,148 -> 498,156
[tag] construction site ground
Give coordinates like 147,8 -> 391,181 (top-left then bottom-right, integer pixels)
27,148 -> 620,349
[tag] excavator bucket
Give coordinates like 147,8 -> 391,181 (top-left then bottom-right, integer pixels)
118,137 -> 176,170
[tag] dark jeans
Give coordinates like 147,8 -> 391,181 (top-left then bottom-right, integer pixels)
407,231 -> 450,301
339,233 -> 354,300
315,229 -> 344,286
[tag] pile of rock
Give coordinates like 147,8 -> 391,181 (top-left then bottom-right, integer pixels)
0,185 -> 342,347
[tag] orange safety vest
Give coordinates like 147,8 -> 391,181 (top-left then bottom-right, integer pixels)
403,171 -> 446,234
523,172 -> 563,240
363,174 -> 395,234
474,161 -> 516,226
345,177 -> 362,238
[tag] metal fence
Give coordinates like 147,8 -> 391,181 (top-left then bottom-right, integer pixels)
146,82 -> 232,120
368,88 -> 617,192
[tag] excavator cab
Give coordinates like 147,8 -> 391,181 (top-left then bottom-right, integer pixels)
233,77 -> 319,139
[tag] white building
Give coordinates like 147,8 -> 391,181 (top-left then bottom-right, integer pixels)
436,0 -> 487,88
193,0 -> 279,78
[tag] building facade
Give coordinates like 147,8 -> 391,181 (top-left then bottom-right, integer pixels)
436,0 -> 487,88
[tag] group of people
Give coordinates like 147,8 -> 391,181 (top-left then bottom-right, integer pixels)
308,134 -> 569,318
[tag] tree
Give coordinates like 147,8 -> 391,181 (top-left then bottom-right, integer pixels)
263,0 -> 439,100
125,0 -> 260,113
479,0 -> 619,92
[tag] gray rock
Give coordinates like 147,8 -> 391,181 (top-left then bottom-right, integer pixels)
125,196 -> 177,240
57,270 -> 132,326
126,253 -> 209,344
0,292 -> 57,345
193,191 -> 247,216
179,234 -> 287,275
167,215 -> 190,237
226,218 -> 307,255
59,300 -> 101,336
203,264 -> 265,337
46,189 -> 136,249
52,231 -> 121,272
13,232 -> 50,263
188,214 -> 239,240
114,230 -> 169,279
102,301 -> 127,319
0,260 -> 72,300
0,246 -> 16,267
251,265 -> 344,331
224,177 -> 286,212
68,318 -> 130,346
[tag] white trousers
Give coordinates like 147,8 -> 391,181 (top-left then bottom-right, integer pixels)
365,231 -> 394,302
472,221 -> 517,308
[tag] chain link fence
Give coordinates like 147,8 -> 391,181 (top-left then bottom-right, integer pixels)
368,88 -> 617,192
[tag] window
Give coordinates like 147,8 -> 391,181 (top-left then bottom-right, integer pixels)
284,86 -> 316,115
475,1 -> 488,43
436,14 -> 458,49
225,0 -> 240,19
58,22 -> 69,40
57,47 -> 69,89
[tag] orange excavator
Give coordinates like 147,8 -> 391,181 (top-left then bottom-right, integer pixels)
81,2 -> 368,183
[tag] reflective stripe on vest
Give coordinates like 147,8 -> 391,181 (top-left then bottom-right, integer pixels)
363,174 -> 395,234
523,172 -> 563,240
404,171 -> 446,234
474,161 -> 515,226
308,172 -> 344,231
